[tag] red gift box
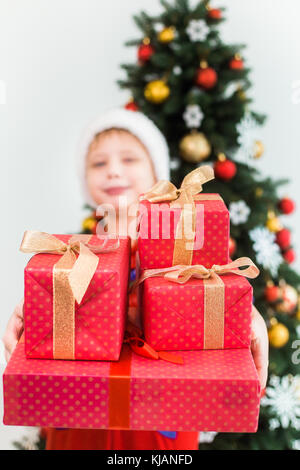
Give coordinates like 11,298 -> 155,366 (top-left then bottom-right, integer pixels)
23,233 -> 130,361
3,338 -> 261,432
141,272 -> 253,351
138,194 -> 229,270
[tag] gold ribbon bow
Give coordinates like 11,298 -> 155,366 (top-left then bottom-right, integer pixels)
134,257 -> 259,349
20,230 -> 119,359
141,166 -> 215,265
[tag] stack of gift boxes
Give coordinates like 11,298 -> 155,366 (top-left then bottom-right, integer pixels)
3,168 -> 261,433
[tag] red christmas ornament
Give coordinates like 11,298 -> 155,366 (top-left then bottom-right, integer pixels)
208,8 -> 222,20
214,158 -> 237,181
196,66 -> 218,89
264,285 -> 281,303
125,100 -> 139,111
138,43 -> 155,63
229,237 -> 236,258
276,228 -> 291,250
229,56 -> 244,70
283,248 -> 296,264
278,197 -> 295,215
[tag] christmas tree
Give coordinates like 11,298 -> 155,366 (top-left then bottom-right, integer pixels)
118,0 -> 300,450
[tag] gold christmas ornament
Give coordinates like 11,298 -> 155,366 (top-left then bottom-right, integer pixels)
82,216 -> 96,232
200,59 -> 208,69
268,320 -> 289,348
296,303 -> 300,321
237,89 -> 247,101
144,80 -> 170,104
158,26 -> 176,43
276,284 -> 298,314
255,187 -> 263,198
179,132 -> 211,162
253,140 -> 264,159
266,211 -> 282,233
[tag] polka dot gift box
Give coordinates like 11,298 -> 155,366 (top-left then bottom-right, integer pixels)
3,338 -> 261,432
137,167 -> 229,270
141,264 -> 257,352
21,232 -> 131,361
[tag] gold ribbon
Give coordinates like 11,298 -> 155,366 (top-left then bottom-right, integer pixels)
141,165 -> 215,265
134,257 -> 259,349
20,230 -> 119,359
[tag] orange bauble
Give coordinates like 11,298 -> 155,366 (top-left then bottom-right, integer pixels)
229,55 -> 244,70
208,8 -> 222,20
196,67 -> 218,89
214,158 -> 237,181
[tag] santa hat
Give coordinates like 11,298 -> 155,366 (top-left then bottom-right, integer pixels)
78,108 -> 170,207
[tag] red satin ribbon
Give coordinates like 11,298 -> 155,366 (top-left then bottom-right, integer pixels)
124,322 -> 183,365
109,345 -> 132,429
108,329 -> 183,429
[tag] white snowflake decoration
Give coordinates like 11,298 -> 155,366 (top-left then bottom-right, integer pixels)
261,375 -> 300,430
186,19 -> 209,42
18,427 -> 41,450
173,65 -> 182,76
223,82 -> 240,100
199,432 -> 218,444
292,440 -> 300,450
235,113 -> 261,163
170,158 -> 180,170
183,104 -> 204,128
153,22 -> 164,33
249,226 -> 283,276
229,200 -> 251,225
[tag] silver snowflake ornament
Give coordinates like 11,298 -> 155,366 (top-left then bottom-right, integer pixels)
186,19 -> 209,42
183,104 -> 204,128
173,65 -> 182,76
229,200 -> 251,225
235,113 -> 262,163
261,375 -> 300,431
249,226 -> 283,276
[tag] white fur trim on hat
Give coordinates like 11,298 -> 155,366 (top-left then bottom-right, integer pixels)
78,108 -> 170,207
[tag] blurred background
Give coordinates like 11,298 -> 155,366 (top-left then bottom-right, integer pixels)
0,0 -> 299,449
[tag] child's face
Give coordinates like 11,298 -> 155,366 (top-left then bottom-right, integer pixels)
86,130 -> 156,211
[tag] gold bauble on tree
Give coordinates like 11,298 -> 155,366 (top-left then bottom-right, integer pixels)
296,301 -> 300,321
179,132 -> 211,162
82,216 -> 97,232
268,319 -> 289,348
158,26 -> 176,43
266,211 -> 282,233
144,80 -> 170,104
253,140 -> 264,159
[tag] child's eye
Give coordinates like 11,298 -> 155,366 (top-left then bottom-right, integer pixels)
122,157 -> 138,163
93,161 -> 106,168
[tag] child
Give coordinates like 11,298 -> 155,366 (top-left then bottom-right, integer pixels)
3,108 -> 268,450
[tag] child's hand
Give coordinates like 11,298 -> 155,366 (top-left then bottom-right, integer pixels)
2,299 -> 24,362
251,305 -> 269,390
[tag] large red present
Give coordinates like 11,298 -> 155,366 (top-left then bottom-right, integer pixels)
137,167 -> 229,270
3,337 -> 261,432
21,231 -> 130,361
140,258 -> 259,351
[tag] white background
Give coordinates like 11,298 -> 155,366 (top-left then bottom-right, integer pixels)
0,0 -> 300,449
